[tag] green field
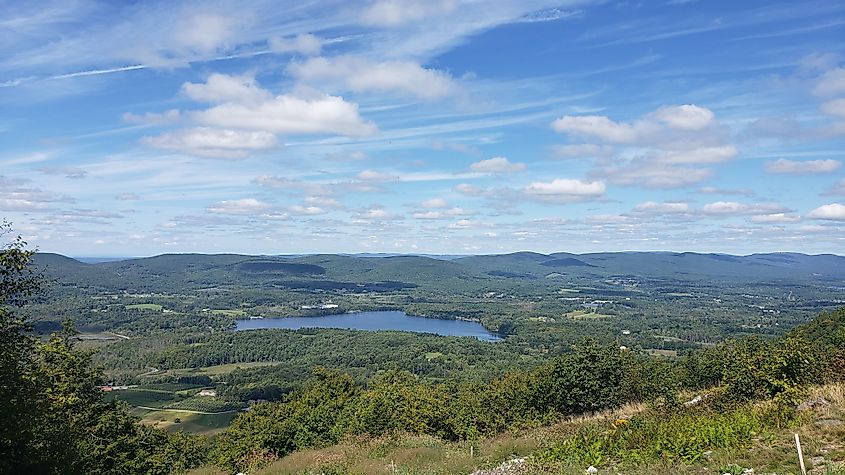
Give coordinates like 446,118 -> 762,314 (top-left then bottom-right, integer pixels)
148,361 -> 281,379
132,407 -> 237,435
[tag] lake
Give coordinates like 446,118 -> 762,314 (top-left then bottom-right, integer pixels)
234,310 -> 500,341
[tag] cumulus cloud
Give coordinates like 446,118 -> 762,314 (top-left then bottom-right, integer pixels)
523,178 -> 606,203
552,104 -> 735,189
701,201 -> 788,216
359,0 -> 457,26
750,213 -> 800,223
192,91 -> 377,136
304,196 -> 344,209
453,183 -> 493,197
356,206 -> 403,221
550,104 -> 716,144
357,170 -> 401,182
268,33 -> 323,56
182,73 -> 270,105
807,203 -> 845,220
288,56 -> 458,100
420,198 -> 449,209
650,104 -> 715,130
207,198 -> 272,215
412,207 -> 475,219
657,146 -> 737,164
0,176 -> 74,211
765,158 -> 841,174
143,127 -> 278,158
598,160 -> 713,188
699,186 -> 755,196
469,156 -> 526,173
448,219 -> 490,229
634,201 -> 690,213
288,205 -> 327,215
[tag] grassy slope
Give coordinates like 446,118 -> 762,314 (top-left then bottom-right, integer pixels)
189,384 -> 845,475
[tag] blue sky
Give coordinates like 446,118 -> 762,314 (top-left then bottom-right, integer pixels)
2,0 -> 845,256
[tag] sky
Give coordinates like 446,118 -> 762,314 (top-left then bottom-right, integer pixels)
1,0 -> 845,256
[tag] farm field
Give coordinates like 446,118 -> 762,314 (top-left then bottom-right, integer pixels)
132,408 -> 236,435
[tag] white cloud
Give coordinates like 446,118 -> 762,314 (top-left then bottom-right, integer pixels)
552,143 -> 614,159
288,56 -> 458,100
523,178 -> 606,203
657,146 -> 737,164
765,158 -> 841,174
551,115 -> 640,143
182,73 -> 270,105
357,170 -> 400,182
171,12 -> 248,57
192,92 -> 377,136
814,67 -> 845,96
268,33 -> 323,56
634,201 -> 690,213
448,218 -> 489,229
453,183 -> 492,197
0,176 -> 74,211
599,160 -> 713,188
288,205 -> 327,215
821,98 -> 845,118
699,186 -> 755,196
650,104 -> 715,131
207,198 -> 271,215
550,104 -> 716,144
412,207 -> 475,219
359,0 -> 457,27
420,198 -> 448,208
807,203 -> 845,220
469,156 -> 526,173
701,201 -> 787,216
552,104 -> 734,189
143,127 -> 278,158
356,207 -> 403,221
304,196 -> 344,209
750,213 -> 800,223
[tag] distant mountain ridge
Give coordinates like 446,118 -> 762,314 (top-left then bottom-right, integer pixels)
33,251 -> 845,295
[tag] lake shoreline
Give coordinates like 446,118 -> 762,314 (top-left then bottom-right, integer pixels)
233,310 -> 501,342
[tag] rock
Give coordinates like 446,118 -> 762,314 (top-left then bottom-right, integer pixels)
816,419 -> 842,427
587,466 -> 598,474
684,395 -> 704,407
812,456 -> 826,466
797,397 -> 830,411
469,457 -> 527,475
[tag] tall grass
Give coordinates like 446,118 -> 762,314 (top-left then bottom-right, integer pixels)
535,404 -> 776,468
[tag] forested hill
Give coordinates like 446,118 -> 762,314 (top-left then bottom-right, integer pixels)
32,251 -> 845,292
